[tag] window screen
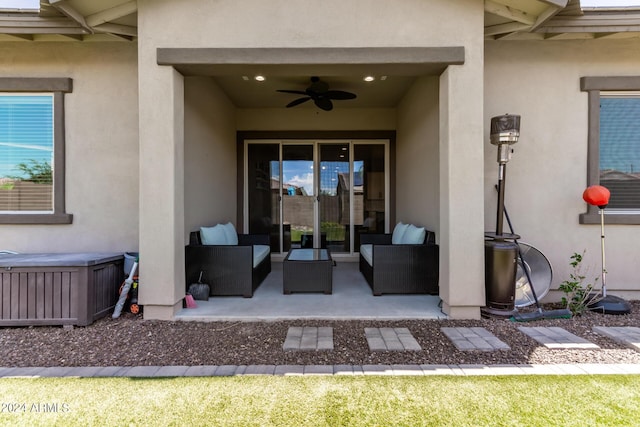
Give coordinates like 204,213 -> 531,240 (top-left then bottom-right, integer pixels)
600,93 -> 640,209
0,94 -> 54,212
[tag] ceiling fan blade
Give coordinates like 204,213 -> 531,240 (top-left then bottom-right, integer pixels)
286,97 -> 311,108
325,90 -> 357,100
277,90 -> 307,95
314,98 -> 333,111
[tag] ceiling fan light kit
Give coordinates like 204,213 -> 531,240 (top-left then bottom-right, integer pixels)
277,76 -> 357,111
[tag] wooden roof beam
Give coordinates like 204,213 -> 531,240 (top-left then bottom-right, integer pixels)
47,0 -> 92,34
93,23 -> 136,38
86,1 -> 137,27
485,21 -> 531,36
0,34 -> 33,41
485,0 -> 535,25
531,1 -> 568,30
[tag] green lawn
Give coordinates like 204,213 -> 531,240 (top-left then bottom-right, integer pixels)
1,375 -> 639,426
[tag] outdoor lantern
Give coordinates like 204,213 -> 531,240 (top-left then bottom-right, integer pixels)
583,185 -> 610,208
582,185 -> 631,315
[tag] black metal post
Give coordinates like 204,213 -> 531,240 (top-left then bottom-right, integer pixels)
495,163 -> 506,236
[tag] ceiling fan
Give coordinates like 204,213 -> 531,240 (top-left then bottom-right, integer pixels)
277,76 -> 357,111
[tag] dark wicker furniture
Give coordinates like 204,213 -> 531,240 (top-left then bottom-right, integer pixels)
185,231 -> 271,298
283,249 -> 333,294
359,232 -> 439,296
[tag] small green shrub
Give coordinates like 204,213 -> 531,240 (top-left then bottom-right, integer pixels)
10,159 -> 52,184
558,251 -> 599,316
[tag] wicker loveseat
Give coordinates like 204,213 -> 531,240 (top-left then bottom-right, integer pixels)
185,223 -> 271,298
359,222 -> 439,296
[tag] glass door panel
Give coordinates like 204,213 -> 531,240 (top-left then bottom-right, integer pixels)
319,143 -> 350,253
247,141 -> 387,254
282,145 -> 314,249
247,144 -> 281,252
354,144 -> 386,251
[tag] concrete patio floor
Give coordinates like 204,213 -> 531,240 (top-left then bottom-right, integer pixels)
176,261 -> 445,321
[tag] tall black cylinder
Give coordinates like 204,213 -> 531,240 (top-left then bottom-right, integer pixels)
484,239 -> 518,312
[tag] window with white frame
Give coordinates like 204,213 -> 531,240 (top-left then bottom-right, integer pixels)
0,78 -> 73,224
580,77 -> 640,224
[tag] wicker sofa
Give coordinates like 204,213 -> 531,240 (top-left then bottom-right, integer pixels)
359,223 -> 439,296
185,223 -> 271,298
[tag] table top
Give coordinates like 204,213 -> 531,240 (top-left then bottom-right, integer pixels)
285,248 -> 331,262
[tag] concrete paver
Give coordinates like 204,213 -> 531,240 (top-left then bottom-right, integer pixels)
120,366 -> 161,377
518,327 -> 599,349
304,365 -> 334,375
2,363 -> 640,377
333,365 -> 356,375
283,326 -> 334,351
244,365 -> 276,375
154,366 -> 191,377
593,326 -> 640,352
365,327 -> 422,351
184,365 -> 218,377
441,327 -> 510,351
274,365 -> 304,375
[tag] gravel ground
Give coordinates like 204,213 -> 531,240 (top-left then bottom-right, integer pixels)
1,301 -> 639,368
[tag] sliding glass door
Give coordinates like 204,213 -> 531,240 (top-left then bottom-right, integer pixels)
247,143 -> 281,251
246,140 -> 388,255
282,144 -> 315,250
319,143 -> 350,252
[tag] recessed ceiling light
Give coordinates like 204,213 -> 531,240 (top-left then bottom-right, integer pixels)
242,76 -> 250,81
380,76 -> 388,81
363,76 -> 375,82
254,75 -> 266,82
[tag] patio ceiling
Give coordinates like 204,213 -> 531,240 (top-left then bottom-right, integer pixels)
1,1 -> 639,108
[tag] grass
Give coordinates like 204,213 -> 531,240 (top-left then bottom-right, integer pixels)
290,222 -> 346,244
1,375 -> 639,426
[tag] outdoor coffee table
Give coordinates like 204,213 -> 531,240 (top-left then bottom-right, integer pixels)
283,248 -> 333,294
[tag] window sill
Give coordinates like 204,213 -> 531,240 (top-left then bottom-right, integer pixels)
0,213 -> 73,224
579,212 -> 640,225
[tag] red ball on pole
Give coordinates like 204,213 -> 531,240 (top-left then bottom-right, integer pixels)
583,185 -> 610,209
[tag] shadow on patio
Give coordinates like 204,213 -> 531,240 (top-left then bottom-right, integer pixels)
176,261 -> 445,321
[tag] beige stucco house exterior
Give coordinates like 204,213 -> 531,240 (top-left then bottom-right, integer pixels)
1,0 -> 639,320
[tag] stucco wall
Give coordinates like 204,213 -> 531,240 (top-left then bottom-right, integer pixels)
485,38 -> 640,296
0,42 -> 139,253
237,108 -> 395,131
184,77 -> 237,238
139,0 -> 480,48
396,76 -> 440,235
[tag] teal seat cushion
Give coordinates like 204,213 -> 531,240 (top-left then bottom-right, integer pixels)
360,244 -> 373,266
253,245 -> 270,268
200,224 -> 227,245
